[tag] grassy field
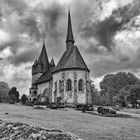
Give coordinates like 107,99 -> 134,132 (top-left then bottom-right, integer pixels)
0,103 -> 140,140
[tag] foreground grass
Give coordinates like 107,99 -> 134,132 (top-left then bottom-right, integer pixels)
0,103 -> 140,140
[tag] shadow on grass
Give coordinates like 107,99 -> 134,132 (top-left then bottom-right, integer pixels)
85,111 -> 133,118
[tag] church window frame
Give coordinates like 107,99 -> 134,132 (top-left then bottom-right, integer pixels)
78,79 -> 83,91
66,79 -> 72,91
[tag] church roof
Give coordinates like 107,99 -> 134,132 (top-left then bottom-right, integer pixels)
37,41 -> 50,73
66,10 -> 74,43
34,71 -> 52,84
53,45 -> 90,73
50,58 -> 55,66
32,60 -> 38,67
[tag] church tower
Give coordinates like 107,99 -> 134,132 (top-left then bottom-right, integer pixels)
52,10 -> 92,105
32,40 -> 50,84
29,40 -> 50,101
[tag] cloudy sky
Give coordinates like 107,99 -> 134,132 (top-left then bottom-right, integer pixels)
0,0 -> 140,94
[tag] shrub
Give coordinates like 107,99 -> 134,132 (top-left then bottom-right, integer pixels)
25,100 -> 33,107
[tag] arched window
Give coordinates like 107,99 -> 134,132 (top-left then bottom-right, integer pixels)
34,91 -> 37,95
78,79 -> 83,91
67,79 -> 72,91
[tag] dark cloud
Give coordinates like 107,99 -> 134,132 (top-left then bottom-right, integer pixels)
1,0 -> 28,15
0,0 -> 140,93
10,46 -> 40,65
0,0 -> 68,67
40,2 -> 65,39
91,53 -> 140,78
79,0 -> 140,52
20,16 -> 42,41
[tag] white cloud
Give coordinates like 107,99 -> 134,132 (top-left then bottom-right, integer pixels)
0,29 -> 10,45
2,63 -> 32,95
0,47 -> 12,59
100,0 -> 133,20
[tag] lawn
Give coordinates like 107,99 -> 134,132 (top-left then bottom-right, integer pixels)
0,103 -> 140,140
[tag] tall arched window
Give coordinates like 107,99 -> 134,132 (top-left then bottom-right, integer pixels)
67,79 -> 72,91
78,79 -> 83,91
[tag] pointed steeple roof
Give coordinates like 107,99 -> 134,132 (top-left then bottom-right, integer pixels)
53,46 -> 90,73
66,10 -> 74,43
66,10 -> 74,50
38,40 -> 50,73
32,59 -> 37,67
50,58 -> 55,66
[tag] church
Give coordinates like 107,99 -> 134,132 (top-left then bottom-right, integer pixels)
29,10 -> 93,105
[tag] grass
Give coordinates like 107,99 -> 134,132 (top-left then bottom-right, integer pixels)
0,103 -> 140,140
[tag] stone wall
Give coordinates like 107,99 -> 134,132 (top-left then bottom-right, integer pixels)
37,82 -> 49,94
52,69 -> 92,104
37,80 -> 53,103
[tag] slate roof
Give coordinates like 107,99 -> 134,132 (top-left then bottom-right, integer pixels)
66,10 -> 74,43
37,41 -> 50,73
53,45 -> 90,73
32,41 -> 50,75
50,58 -> 55,66
32,60 -> 38,67
34,71 -> 52,84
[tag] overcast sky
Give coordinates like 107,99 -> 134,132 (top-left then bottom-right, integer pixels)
0,0 -> 140,94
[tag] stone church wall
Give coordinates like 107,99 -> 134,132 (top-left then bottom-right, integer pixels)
37,82 -> 49,94
37,80 -> 52,103
52,70 -> 91,104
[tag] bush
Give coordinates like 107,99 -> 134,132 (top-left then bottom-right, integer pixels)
33,100 -> 40,105
21,94 -> 28,105
25,100 -> 33,107
97,106 -> 116,115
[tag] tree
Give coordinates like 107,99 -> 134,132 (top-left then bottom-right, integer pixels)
21,94 -> 28,105
120,84 -> 140,108
100,72 -> 139,105
0,82 -> 10,103
8,87 -> 19,103
10,94 -> 17,104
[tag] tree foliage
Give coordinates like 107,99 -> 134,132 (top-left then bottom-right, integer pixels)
100,72 -> 139,106
8,87 -> 19,103
0,82 -> 10,103
21,94 -> 28,105
120,84 -> 140,108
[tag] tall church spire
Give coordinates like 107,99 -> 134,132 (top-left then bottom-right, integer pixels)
38,39 -> 50,73
66,10 -> 75,51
